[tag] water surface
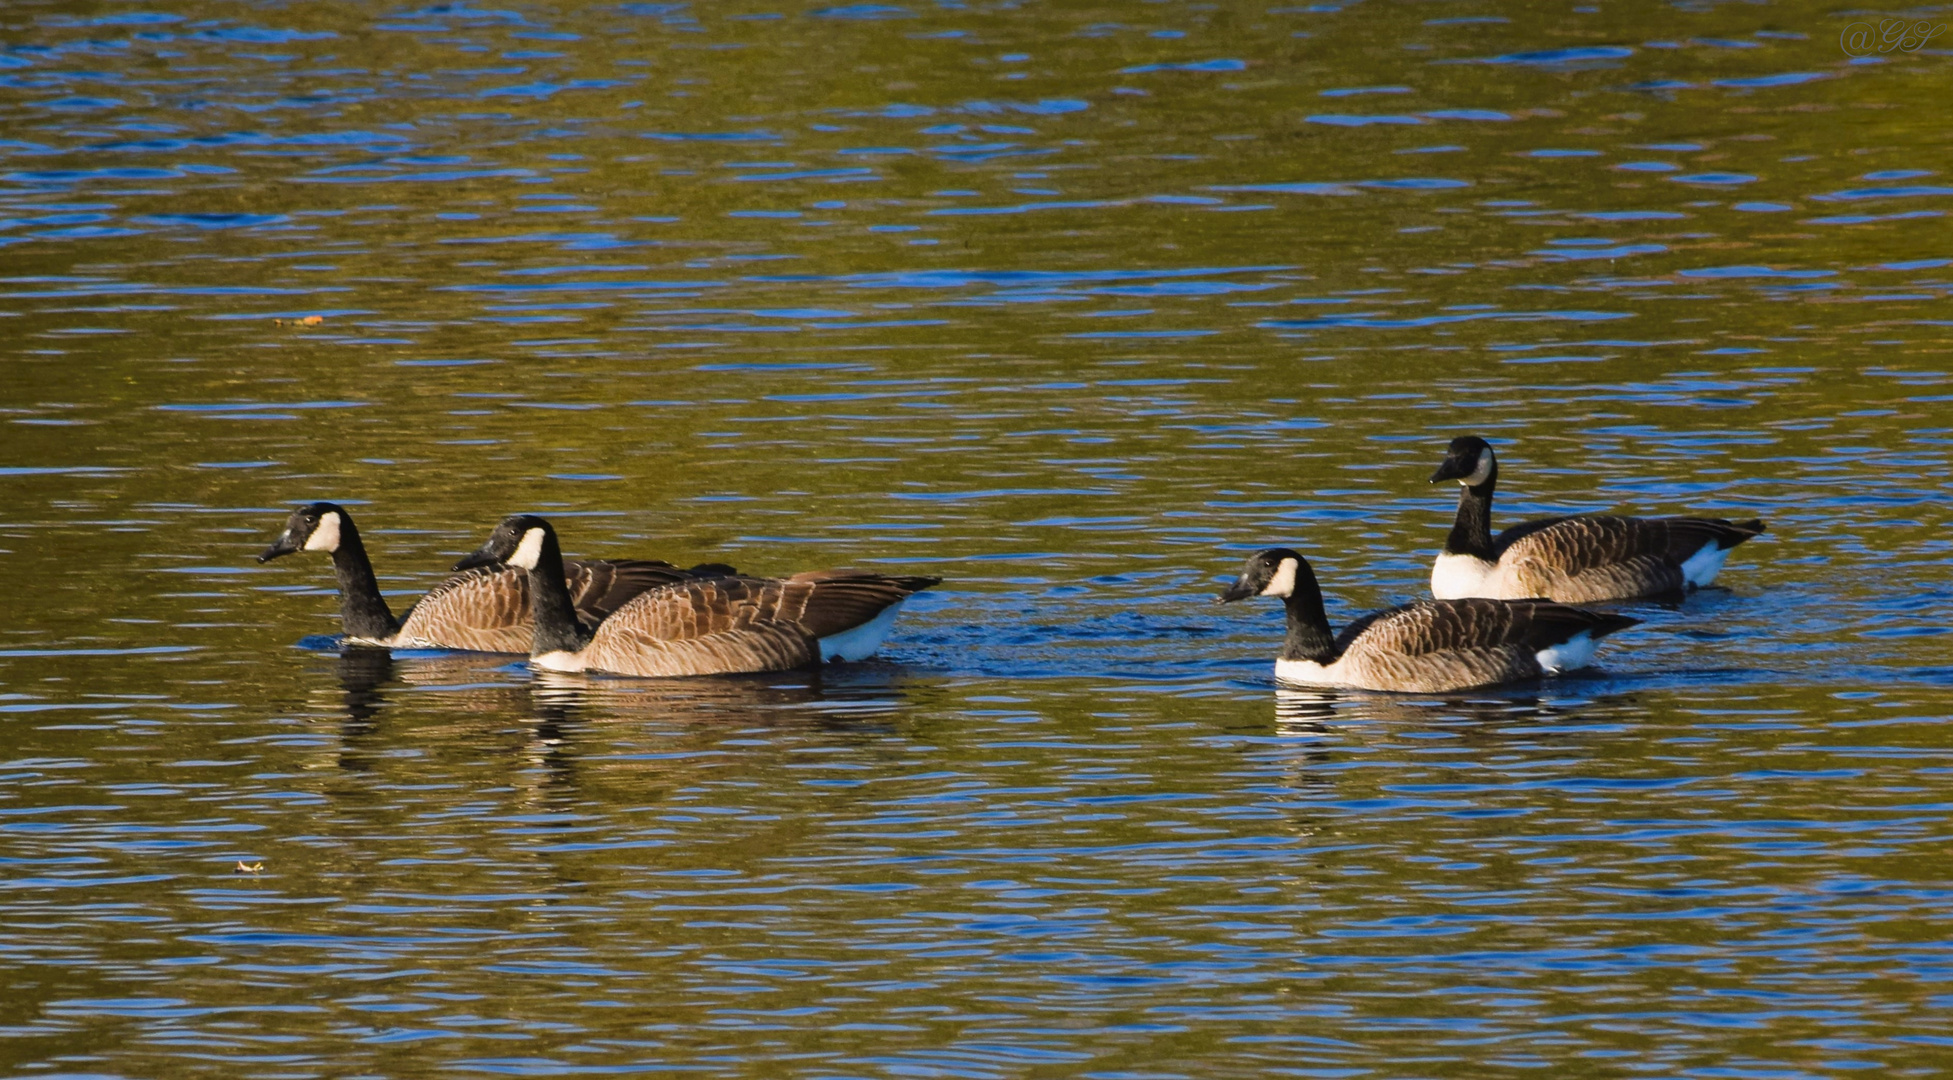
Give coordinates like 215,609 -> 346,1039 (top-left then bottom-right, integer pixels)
4,1 -> 1953,1076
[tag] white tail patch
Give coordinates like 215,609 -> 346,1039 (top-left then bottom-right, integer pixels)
817,600 -> 907,663
1534,630 -> 1597,674
1260,557 -> 1299,599
1430,552 -> 1498,600
1678,541 -> 1731,588
508,528 -> 545,570
303,511 -> 342,553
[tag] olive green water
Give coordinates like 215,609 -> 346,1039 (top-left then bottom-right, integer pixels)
3,1 -> 1953,1077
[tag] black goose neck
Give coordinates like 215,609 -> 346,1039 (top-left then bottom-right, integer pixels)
1444,461 -> 1498,560
524,529 -> 592,655
326,517 -> 401,641
1277,558 -> 1339,665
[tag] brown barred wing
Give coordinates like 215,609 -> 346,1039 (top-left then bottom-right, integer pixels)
564,558 -> 708,629
1497,599 -> 1638,651
1340,598 -> 1637,657
1498,514 -> 1766,573
575,576 -> 815,677
1662,516 -> 1765,554
575,621 -> 818,678
774,571 -> 942,639
1495,515 -> 1764,601
1329,599 -> 1541,692
1495,516 -> 1657,575
1332,599 -> 1638,693
394,559 -> 721,653
1497,516 -> 1674,600
573,572 -> 939,678
395,566 -> 536,652
597,573 -> 937,643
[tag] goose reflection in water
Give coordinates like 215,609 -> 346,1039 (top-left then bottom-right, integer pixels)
332,646 -> 397,739
308,647 -> 534,773
310,644 -> 923,774
1274,683 -> 1645,738
1261,686 -> 1646,840
320,646 -> 409,772
526,665 -> 916,733
509,668 -> 922,816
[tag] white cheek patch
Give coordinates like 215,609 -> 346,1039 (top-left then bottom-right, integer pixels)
508,527 -> 545,570
302,511 -> 342,552
1462,452 -> 1493,486
1260,557 -> 1299,598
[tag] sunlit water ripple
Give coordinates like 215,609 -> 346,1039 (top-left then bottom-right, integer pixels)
2,1 -> 1952,1077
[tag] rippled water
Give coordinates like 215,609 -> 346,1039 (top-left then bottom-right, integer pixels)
4,1 -> 1953,1076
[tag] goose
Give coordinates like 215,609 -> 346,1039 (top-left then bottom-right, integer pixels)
1429,435 -> 1766,603
259,502 -> 724,652
452,514 -> 940,677
1217,547 -> 1638,693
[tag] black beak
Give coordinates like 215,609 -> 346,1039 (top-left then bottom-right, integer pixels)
452,545 -> 503,573
1216,575 -> 1257,605
257,531 -> 302,563
1430,457 -> 1471,484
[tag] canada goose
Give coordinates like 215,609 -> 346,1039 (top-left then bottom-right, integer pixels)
1217,547 -> 1638,693
259,502 -> 722,652
1429,436 -> 1766,603
452,514 -> 941,677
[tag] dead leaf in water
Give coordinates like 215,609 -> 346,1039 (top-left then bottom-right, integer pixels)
234,861 -> 264,874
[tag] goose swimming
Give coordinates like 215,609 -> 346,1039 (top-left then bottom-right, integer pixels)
453,514 -> 939,677
1429,436 -> 1766,603
1218,546 -> 1638,693
259,502 -> 719,652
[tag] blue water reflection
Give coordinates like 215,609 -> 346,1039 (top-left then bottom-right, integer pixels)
2,0 -> 1952,1075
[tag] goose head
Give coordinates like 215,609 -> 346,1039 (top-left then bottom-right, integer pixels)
1429,435 -> 1495,487
259,502 -> 350,562
1217,547 -> 1304,604
454,514 -> 554,572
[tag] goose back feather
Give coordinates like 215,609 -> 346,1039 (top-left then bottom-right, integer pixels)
1320,598 -> 1638,693
554,572 -> 941,677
